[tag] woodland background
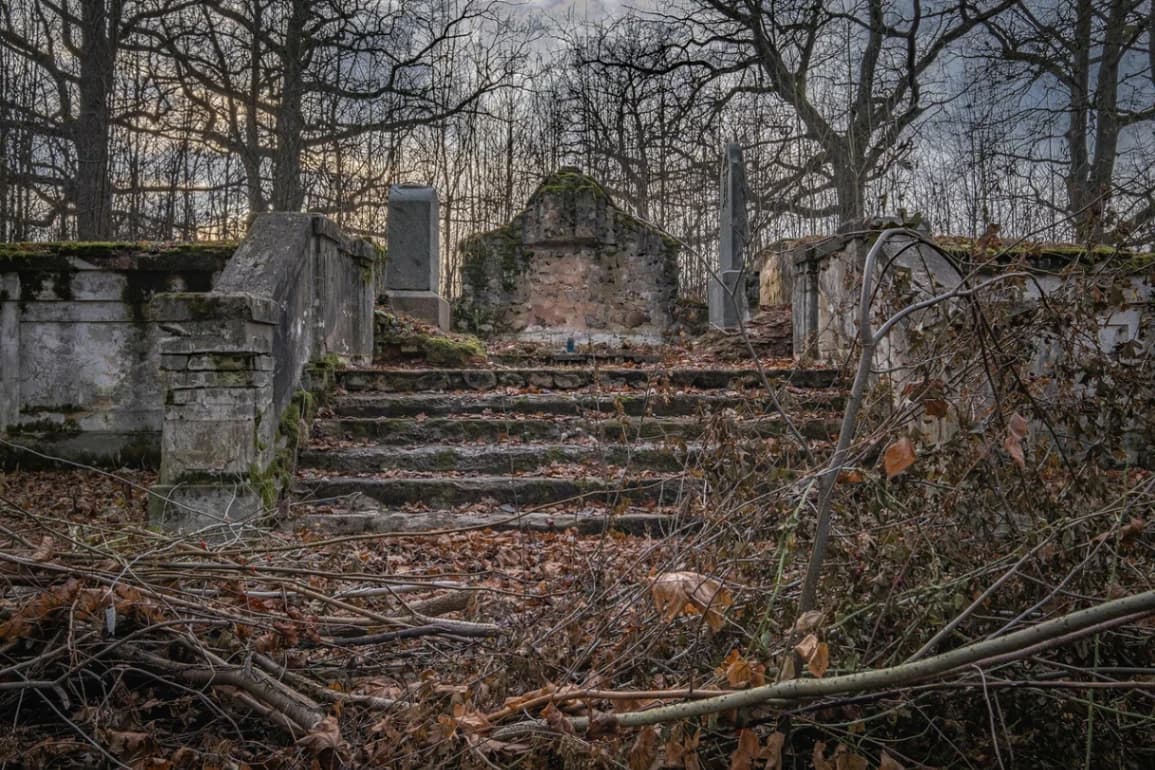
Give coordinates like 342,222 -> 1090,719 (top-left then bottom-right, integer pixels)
2,0 -> 1154,293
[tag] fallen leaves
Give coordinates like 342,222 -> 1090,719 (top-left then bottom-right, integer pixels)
720,649 -> 767,688
1004,412 -> 1030,468
650,571 -> 733,632
882,437 -> 916,479
628,725 -> 661,770
793,633 -> 831,678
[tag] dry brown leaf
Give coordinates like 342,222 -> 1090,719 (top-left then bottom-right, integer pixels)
628,725 -> 660,770
295,715 -> 346,758
650,571 -> 733,632
923,398 -> 949,418
792,610 -> 825,634
729,729 -> 761,770
1003,432 -> 1025,468
878,751 -> 905,770
666,725 -> 702,770
1095,516 -> 1147,544
1004,412 -> 1029,468
31,536 -> 54,562
1120,517 -> 1146,541
722,649 -> 763,688
451,702 -> 491,734
812,741 -> 834,770
542,703 -> 575,736
807,642 -> 830,678
763,731 -> 786,770
883,437 -> 916,479
777,654 -> 797,682
837,469 -> 866,484
794,633 -> 819,662
833,746 -> 868,770
106,730 -> 151,757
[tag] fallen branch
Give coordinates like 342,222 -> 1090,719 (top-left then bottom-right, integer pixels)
490,589 -> 1155,738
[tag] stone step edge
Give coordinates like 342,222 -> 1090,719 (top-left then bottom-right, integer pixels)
328,390 -> 846,418
286,508 -> 696,536
292,474 -> 699,507
335,366 -> 840,392
295,440 -> 817,473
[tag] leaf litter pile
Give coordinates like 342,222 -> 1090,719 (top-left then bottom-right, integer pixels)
3,451 -> 1153,769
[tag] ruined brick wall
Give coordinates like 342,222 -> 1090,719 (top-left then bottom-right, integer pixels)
456,168 -> 679,341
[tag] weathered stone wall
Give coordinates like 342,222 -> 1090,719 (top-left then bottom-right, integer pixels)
456,168 -> 679,341
0,243 -> 233,466
149,214 -> 376,531
782,224 -> 1155,460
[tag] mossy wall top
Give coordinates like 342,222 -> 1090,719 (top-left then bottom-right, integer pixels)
456,167 -> 679,339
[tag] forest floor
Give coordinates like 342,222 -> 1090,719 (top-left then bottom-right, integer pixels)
1,322 -> 1153,769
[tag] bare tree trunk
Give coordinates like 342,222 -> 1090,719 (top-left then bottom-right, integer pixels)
73,0 -> 116,240
270,0 -> 308,212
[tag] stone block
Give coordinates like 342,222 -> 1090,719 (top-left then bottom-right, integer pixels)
148,483 -> 264,533
709,269 -> 748,329
385,290 -> 450,331
150,292 -> 279,325
161,417 -> 260,478
386,185 -> 440,292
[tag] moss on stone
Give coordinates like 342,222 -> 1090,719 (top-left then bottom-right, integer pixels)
533,167 -> 609,201
249,387 -> 321,509
376,309 -> 488,364
0,240 -> 237,265
423,335 -> 486,367
9,417 -> 82,437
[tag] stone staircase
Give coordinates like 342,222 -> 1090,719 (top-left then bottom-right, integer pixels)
287,363 -> 842,535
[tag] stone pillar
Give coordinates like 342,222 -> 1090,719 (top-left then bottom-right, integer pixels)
148,293 -> 279,532
710,142 -> 749,329
385,184 -> 450,330
0,275 -> 19,431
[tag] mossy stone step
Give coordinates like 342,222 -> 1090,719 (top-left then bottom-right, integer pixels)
298,442 -> 695,473
288,506 -> 694,536
294,474 -> 694,507
336,366 -> 839,393
309,415 -> 838,444
329,390 -> 844,418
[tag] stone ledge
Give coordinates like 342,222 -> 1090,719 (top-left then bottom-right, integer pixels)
148,483 -> 265,533
150,291 -> 279,324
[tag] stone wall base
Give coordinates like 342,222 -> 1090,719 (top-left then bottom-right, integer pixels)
385,290 -> 450,331
148,483 -> 265,534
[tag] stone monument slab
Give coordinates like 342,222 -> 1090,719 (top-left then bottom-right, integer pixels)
385,184 -> 450,330
709,142 -> 750,329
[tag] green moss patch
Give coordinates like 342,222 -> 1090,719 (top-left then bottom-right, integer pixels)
375,309 -> 487,367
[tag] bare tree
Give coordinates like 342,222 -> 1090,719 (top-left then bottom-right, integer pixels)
981,0 -> 1155,244
148,0 -> 522,219
655,0 -> 1016,226
0,0 -> 181,239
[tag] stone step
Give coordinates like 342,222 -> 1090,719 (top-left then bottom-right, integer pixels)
328,390 -> 844,419
298,442 -> 699,474
308,415 -> 838,444
336,366 -> 839,393
287,505 -> 693,536
293,474 -> 695,508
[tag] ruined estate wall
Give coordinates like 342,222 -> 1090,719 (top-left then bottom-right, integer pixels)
149,213 -> 376,532
456,168 -> 680,342
782,224 -> 1155,462
0,243 -> 234,466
